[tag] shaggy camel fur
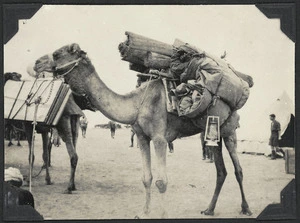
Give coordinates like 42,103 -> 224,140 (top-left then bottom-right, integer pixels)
35,43 -> 253,218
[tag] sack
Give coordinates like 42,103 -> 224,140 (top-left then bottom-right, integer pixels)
174,43 -> 251,111
193,55 -> 250,110
178,88 -> 213,118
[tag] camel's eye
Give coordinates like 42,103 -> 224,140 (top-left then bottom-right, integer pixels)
53,51 -> 60,60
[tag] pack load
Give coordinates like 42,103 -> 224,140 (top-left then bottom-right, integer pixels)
4,79 -> 72,125
118,32 -> 253,117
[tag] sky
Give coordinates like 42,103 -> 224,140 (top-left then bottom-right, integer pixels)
4,5 -> 295,140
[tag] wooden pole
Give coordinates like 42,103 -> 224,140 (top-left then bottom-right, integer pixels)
125,31 -> 174,56
144,52 -> 171,69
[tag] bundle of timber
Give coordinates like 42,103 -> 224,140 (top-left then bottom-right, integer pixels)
4,79 -> 71,125
118,31 -> 253,113
118,32 -> 173,70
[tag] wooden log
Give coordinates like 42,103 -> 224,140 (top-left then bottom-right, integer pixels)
125,31 -> 174,56
144,52 -> 171,69
120,41 -> 172,70
129,63 -> 149,73
119,43 -> 148,65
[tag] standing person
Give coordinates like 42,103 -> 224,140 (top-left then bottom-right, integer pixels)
109,121 -> 116,139
79,116 -> 88,138
200,132 -> 214,162
269,114 -> 285,160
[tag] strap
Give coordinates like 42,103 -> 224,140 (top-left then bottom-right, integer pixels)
8,81 -> 25,119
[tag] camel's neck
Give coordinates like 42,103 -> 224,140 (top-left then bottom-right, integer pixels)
80,70 -> 140,124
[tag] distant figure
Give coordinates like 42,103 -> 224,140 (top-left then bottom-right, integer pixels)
109,121 -> 116,139
269,114 -> 285,160
79,116 -> 88,138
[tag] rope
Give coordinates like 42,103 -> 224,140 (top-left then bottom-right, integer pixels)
7,81 -> 25,119
130,76 -> 154,125
139,75 -> 153,106
29,96 -> 41,192
55,58 -> 82,78
11,78 -> 55,120
32,166 -> 44,178
10,78 -> 39,120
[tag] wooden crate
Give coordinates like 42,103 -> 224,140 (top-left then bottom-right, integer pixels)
285,149 -> 295,174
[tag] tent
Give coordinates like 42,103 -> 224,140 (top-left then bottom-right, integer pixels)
237,91 -> 294,154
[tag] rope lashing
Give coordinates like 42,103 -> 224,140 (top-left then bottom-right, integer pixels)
29,96 -> 42,192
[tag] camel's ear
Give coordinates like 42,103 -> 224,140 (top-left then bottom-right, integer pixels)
69,43 -> 81,54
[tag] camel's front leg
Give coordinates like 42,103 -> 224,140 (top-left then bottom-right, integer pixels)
202,142 -> 227,216
57,115 -> 78,194
24,122 -> 35,170
224,133 -> 252,216
71,116 -> 80,148
135,134 -> 152,219
153,136 -> 168,218
41,132 -> 51,185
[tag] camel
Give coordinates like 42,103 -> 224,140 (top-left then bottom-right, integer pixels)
4,73 -> 23,147
4,72 -> 86,193
35,43 -> 253,218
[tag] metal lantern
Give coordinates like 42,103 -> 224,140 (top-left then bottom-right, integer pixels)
204,116 -> 220,146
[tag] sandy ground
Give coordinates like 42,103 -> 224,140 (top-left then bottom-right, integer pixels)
4,128 -> 294,219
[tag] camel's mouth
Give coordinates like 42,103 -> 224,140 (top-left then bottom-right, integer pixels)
34,54 -> 56,73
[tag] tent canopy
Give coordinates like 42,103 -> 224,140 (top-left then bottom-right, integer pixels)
237,91 -> 294,147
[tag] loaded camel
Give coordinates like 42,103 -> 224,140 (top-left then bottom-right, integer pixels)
35,43 -> 253,218
4,70 -> 94,194
4,73 -> 24,147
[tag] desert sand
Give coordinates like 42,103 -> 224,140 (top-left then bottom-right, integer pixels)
4,127 -> 294,219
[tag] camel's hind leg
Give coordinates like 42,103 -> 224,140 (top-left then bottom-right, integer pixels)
223,132 -> 252,216
135,133 -> 152,218
56,115 -> 78,194
202,141 -> 227,215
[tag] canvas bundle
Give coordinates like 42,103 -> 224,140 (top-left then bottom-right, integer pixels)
186,53 -> 251,110
119,31 -> 253,115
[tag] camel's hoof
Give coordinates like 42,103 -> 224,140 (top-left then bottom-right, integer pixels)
63,189 -> 72,194
45,180 -> 53,185
68,185 -> 77,191
201,209 -> 214,215
240,208 -> 252,216
8,142 -> 13,147
17,143 -> 21,147
134,215 -> 140,219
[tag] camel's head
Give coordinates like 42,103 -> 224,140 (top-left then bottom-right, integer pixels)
34,54 -> 56,74
52,43 -> 88,70
4,72 -> 22,83
51,43 -> 94,94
